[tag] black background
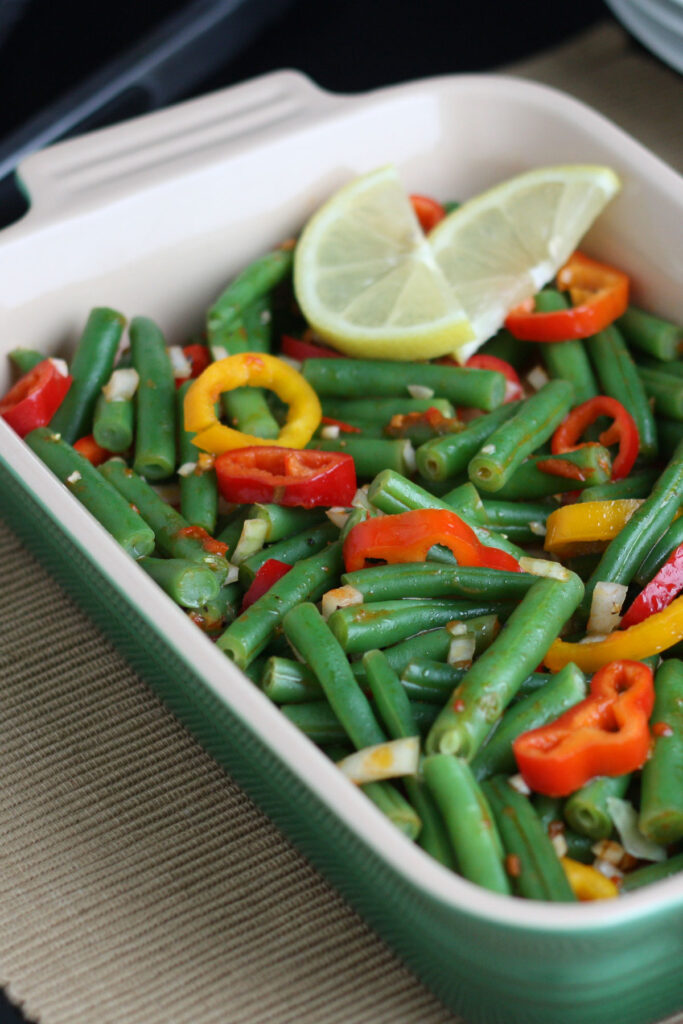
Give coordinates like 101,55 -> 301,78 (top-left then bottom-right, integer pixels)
0,0 -> 608,1020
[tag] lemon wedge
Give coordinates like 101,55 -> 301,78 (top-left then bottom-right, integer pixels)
293,166 -> 474,360
428,165 -> 621,362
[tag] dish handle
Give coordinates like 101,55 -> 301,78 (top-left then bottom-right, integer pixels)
13,70 -> 345,220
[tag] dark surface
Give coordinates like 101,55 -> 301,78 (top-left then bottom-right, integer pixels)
0,1 -> 607,1021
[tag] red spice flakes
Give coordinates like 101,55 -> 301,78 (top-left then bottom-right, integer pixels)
505,854 -> 522,878
176,524 -> 228,555
452,698 -> 466,713
652,721 -> 674,738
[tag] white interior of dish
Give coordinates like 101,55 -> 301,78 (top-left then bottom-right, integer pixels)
1,70 -> 681,931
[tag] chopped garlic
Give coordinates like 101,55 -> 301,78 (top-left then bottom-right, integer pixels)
48,357 -> 69,377
103,368 -> 139,402
177,461 -> 198,477
66,470 -> 81,484
446,620 -> 468,637
593,859 -> 624,881
550,832 -> 568,858
529,520 -> 546,537
406,384 -> 434,400
321,424 -> 340,439
508,773 -> 531,796
322,585 -> 363,620
480,444 -> 496,455
402,441 -> 416,475
336,736 -> 420,784
526,365 -> 549,391
168,345 -> 192,378
587,581 -> 628,636
591,839 -> 625,867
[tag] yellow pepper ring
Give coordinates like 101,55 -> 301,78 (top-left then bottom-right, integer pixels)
544,500 -> 643,558
184,353 -> 322,454
544,593 -> 683,673
560,857 -> 619,900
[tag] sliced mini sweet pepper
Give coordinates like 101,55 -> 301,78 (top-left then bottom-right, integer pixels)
241,558 -> 292,610
409,194 -> 447,233
551,395 -> 639,480
215,446 -> 356,508
505,252 -> 629,341
343,508 -> 520,573
513,660 -> 654,797
544,594 -> 683,672
281,334 -> 342,361
0,359 -> 72,437
175,343 -> 211,387
184,352 -> 321,454
620,542 -> 683,629
544,500 -> 643,558
561,858 -> 619,900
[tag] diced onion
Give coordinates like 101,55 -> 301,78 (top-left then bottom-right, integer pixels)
587,581 -> 628,636
526,365 -> 549,391
446,620 -> 468,637
406,384 -> 434,399
519,556 -> 573,581
508,773 -> 531,796
224,563 -> 240,585
606,797 -> 667,862
529,520 -> 547,537
550,832 -> 568,858
447,634 -> 476,666
326,507 -> 350,529
322,585 -> 363,620
177,461 -> 197,477
66,470 -> 81,484
321,424 -> 340,439
231,519 -> 268,564
168,345 -> 192,378
351,487 -> 373,513
103,368 -> 139,402
336,736 -> 420,784
591,839 -> 625,867
593,859 -> 623,881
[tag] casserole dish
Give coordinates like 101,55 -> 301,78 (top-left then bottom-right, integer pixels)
0,70 -> 681,1024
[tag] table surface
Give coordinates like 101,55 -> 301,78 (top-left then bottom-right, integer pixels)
1,19 -> 682,1024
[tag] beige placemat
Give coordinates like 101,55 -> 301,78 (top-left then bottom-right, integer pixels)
1,20 -> 682,1024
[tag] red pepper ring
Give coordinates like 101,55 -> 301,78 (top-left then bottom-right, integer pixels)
551,395 -> 639,480
241,559 -> 292,610
513,660 -> 655,797
0,359 -> 72,437
504,251 -> 629,341
215,446 -> 357,508
620,542 -> 683,630
409,194 -> 447,233
281,334 -> 343,361
343,508 -> 520,574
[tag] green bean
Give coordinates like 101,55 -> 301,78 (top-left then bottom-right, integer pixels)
213,297 -> 280,440
479,329 -> 536,370
426,572 -> 584,759
383,412 -> 461,446
636,356 -> 683,377
470,663 -> 586,781
490,445 -> 612,501
637,365 -> 683,421
194,581 -> 242,634
578,468 -> 660,503
281,701 -> 346,744
639,659 -> 683,845
564,831 -> 595,864
303,357 -> 505,412
580,438 -> 683,618
92,387 -> 135,453
415,403 -> 519,481
9,347 -> 45,374
24,429 -> 155,559
367,470 -> 524,560
563,775 -> 631,841
531,796 -> 594,863
399,661 -> 466,703
659,418 -> 683,458
321,396 -> 455,423
440,482 -> 488,524
282,602 -> 385,749
176,381 -> 218,534
247,503 -> 327,542
479,499 -> 549,544
361,781 -> 422,839
49,307 -> 126,444
238,519 -> 339,585
139,557 -> 220,609
468,381 -> 573,494
618,306 -> 682,362
327,599 -> 509,655
310,437 -> 414,477
423,755 -> 511,895
207,246 -> 293,342
130,317 -> 176,480
482,776 -> 576,902
341,562 -> 536,603
533,794 -> 563,833
619,852 -> 683,893
99,458 -> 229,580
635,514 -> 683,586
587,324 -> 658,459
261,657 -> 323,703
218,542 -> 343,667
534,291 -> 598,405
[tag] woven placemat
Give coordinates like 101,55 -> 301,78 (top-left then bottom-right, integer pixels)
1,20 -> 682,1024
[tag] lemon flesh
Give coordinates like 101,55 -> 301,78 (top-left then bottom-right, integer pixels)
293,166 -> 474,360
428,165 -> 621,363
